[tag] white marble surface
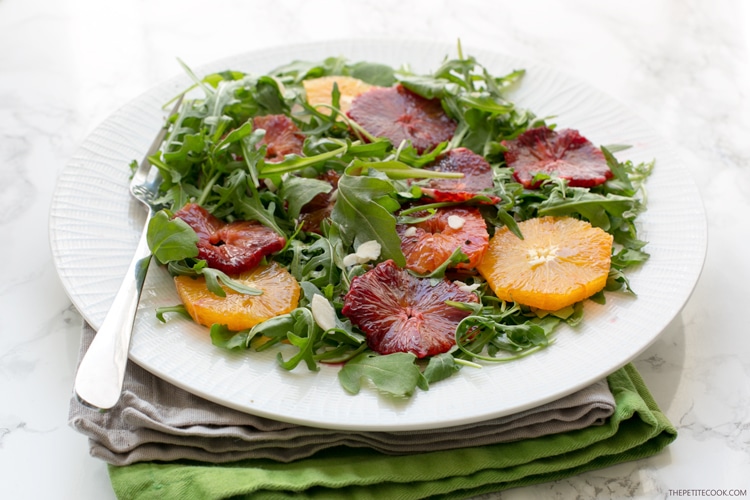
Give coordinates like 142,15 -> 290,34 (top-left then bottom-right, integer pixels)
1,0 -> 748,498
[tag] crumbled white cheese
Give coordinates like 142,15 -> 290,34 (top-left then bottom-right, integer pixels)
455,281 -> 481,294
263,173 -> 289,192
356,240 -> 381,261
342,253 -> 361,267
403,226 -> 418,237
343,240 -> 382,266
311,294 -> 337,332
263,178 -> 277,192
447,215 -> 465,229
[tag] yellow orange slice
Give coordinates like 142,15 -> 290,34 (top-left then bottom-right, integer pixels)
477,216 -> 613,311
174,262 -> 300,331
303,75 -> 374,114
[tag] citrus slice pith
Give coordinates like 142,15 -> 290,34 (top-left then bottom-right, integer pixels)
303,75 -> 375,115
174,261 -> 300,331
476,216 -> 613,311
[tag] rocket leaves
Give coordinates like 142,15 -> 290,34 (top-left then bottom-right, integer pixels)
332,174 -> 406,266
338,352 -> 426,397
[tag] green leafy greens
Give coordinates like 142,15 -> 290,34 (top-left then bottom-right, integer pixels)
143,48 -> 653,398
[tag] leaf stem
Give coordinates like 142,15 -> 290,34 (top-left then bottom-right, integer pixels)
197,171 -> 221,206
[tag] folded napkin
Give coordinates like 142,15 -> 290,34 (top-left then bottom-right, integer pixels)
69,322 -> 676,499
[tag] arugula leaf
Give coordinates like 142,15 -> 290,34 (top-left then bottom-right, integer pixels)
279,176 -> 333,219
200,267 -> 263,297
395,142 -> 448,168
423,353 -> 460,384
165,258 -> 263,298
399,76 -> 457,99
601,146 -> 635,194
350,61 -> 396,86
154,304 -> 190,323
259,144 -> 347,176
146,210 -> 199,264
338,352 -> 425,397
233,189 -> 288,238
537,185 -> 638,231
271,57 -> 396,87
275,308 -> 321,371
611,247 -> 650,269
248,313 -> 296,349
300,237 -> 341,289
255,76 -> 288,115
213,121 -> 256,156
423,247 -> 469,281
345,158 -> 462,180
454,308 -> 558,363
457,93 -> 514,115
202,70 -> 245,88
331,174 -> 406,266
210,324 -> 250,350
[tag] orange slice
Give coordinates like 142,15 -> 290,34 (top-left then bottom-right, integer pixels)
397,207 -> 489,275
477,216 -> 613,311
174,262 -> 300,331
303,75 -> 374,115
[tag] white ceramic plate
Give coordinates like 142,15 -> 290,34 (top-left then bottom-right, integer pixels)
49,39 -> 706,431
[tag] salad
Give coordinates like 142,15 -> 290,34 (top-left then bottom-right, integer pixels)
143,47 -> 652,398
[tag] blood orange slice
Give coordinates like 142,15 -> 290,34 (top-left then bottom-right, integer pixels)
174,261 -> 300,331
477,216 -> 613,311
341,260 -> 479,358
173,203 -> 286,275
417,147 -> 501,204
502,127 -> 611,189
347,84 -> 456,153
253,114 -> 304,162
397,206 -> 489,275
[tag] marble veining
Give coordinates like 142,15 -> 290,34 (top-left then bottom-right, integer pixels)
1,0 -> 749,498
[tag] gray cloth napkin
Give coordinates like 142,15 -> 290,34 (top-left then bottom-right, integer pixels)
69,322 -> 615,466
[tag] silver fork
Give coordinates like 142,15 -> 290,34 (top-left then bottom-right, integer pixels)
74,97 -> 183,410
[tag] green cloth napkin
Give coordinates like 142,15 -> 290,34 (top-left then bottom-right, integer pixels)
107,364 -> 676,499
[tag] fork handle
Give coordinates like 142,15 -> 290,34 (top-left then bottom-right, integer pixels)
74,218 -> 153,409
